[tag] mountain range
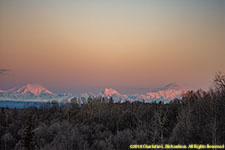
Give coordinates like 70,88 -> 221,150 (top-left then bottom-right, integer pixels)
0,83 -> 186,102
0,84 -> 72,101
80,83 -> 185,102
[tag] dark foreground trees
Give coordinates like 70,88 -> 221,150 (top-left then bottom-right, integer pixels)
0,74 -> 225,149
0,89 -> 224,150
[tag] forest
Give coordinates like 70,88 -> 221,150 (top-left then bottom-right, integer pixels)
0,73 -> 225,150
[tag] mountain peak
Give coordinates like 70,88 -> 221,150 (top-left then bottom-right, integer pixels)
0,84 -> 73,101
15,84 -> 54,95
80,85 -> 184,102
101,88 -> 120,96
164,83 -> 181,90
156,83 -> 182,91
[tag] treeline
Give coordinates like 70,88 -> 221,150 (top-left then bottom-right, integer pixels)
0,74 -> 225,150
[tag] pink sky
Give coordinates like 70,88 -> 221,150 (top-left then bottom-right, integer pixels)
0,0 -> 224,92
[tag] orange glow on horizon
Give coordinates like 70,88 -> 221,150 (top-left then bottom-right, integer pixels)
0,0 -> 224,90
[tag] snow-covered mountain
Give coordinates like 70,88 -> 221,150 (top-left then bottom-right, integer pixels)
0,83 -> 186,102
0,84 -> 72,101
80,83 -> 185,102
81,88 -> 129,101
15,84 -> 54,95
153,83 -> 182,91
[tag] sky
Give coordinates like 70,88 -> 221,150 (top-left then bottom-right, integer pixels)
0,0 -> 225,93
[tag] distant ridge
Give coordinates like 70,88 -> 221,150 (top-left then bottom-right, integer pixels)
0,84 -> 72,101
80,83 -> 185,102
0,83 -> 185,102
15,84 -> 54,95
152,83 -> 182,92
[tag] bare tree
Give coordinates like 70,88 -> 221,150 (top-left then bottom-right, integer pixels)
212,72 -> 225,144
213,72 -> 225,91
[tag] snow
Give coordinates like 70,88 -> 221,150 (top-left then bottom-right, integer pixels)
80,84 -> 185,102
15,84 -> 54,95
0,84 -> 72,101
